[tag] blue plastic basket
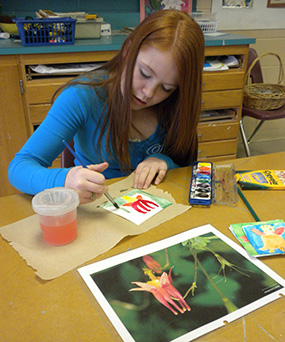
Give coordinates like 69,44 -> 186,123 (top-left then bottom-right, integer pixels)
14,17 -> 77,47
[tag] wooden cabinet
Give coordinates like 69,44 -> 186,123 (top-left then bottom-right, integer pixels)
1,43 -> 249,196
19,51 -> 117,135
197,44 -> 249,161
0,55 -> 29,196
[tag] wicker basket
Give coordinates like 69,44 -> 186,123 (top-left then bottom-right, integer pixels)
243,52 -> 285,110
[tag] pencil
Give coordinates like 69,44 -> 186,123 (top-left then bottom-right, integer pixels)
237,187 -> 260,222
62,140 -> 119,209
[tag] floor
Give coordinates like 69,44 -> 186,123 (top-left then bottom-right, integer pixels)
236,137 -> 285,158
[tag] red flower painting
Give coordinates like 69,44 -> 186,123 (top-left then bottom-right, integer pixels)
122,195 -> 159,214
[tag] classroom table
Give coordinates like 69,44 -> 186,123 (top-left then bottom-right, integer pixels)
0,152 -> 284,342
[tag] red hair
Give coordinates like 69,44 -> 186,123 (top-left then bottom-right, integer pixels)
100,9 -> 204,169
54,10 -> 204,171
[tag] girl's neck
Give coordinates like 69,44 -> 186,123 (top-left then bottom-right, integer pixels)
130,108 -> 158,141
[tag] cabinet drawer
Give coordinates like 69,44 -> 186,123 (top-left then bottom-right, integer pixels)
197,121 -> 239,142
197,139 -> 237,158
29,104 -> 51,125
202,71 -> 244,91
202,90 -> 243,110
199,154 -> 237,162
25,78 -> 72,105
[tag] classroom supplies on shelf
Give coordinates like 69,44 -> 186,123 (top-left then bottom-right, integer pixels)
203,59 -> 229,71
191,11 -> 218,33
199,109 -> 236,122
14,17 -> 77,46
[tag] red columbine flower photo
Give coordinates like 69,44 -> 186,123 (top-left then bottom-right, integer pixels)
142,255 -> 163,274
130,267 -> 191,315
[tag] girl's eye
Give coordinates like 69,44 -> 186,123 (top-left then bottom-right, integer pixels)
162,86 -> 173,93
140,69 -> 151,79
162,86 -> 172,93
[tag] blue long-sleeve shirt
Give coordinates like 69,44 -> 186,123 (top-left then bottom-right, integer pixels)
8,76 -> 179,195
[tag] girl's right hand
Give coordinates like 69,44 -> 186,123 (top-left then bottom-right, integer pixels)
64,162 -> 109,204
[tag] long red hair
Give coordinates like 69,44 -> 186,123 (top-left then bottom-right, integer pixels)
100,9 -> 204,169
54,10 -> 204,171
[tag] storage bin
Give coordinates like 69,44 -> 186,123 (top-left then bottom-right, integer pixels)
14,17 -> 76,46
75,19 -> 101,39
243,52 -> 285,110
197,21 -> 218,33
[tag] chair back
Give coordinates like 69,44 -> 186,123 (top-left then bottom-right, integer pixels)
247,48 -> 264,84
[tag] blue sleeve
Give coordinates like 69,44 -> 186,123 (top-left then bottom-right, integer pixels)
144,153 -> 180,170
8,85 -> 93,195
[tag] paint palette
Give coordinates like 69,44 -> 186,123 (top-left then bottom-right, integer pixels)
212,164 -> 238,204
189,161 -> 212,205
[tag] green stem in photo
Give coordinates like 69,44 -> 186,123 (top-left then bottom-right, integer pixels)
185,239 -> 238,313
195,251 -> 238,313
183,248 -> 198,298
161,248 -> 170,270
213,252 -> 251,280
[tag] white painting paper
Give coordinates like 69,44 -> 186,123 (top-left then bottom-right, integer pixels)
101,189 -> 172,225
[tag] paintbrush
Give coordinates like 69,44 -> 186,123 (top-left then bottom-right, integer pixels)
237,186 -> 260,222
62,140 -> 119,209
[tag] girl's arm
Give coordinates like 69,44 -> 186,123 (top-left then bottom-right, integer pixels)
8,85 -> 102,198
145,153 -> 180,170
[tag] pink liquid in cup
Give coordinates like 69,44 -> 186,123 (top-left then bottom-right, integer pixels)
39,211 -> 78,246
32,188 -> 80,246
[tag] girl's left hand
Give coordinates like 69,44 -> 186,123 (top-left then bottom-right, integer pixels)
134,157 -> 167,189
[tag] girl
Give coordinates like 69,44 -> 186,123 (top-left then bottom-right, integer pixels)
8,9 -> 204,204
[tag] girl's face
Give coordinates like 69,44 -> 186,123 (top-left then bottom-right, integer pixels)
122,45 -> 178,111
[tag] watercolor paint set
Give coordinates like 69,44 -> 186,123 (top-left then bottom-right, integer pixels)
189,161 -> 212,205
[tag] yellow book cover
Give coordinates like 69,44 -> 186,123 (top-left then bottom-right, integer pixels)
236,170 -> 285,190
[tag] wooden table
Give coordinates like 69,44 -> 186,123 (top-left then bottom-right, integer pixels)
0,152 -> 284,342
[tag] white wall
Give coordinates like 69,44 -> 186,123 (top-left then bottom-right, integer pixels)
212,0 -> 285,30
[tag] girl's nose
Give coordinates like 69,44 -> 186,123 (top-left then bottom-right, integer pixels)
143,83 -> 156,99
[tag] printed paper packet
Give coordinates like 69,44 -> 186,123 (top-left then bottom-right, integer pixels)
236,170 -> 285,190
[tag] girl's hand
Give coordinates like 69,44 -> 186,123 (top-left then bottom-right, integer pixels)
65,162 -> 109,204
134,157 -> 167,189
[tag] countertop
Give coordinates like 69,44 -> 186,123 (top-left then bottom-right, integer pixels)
0,33 -> 256,55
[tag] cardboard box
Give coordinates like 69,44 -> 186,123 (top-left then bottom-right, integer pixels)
75,19 -> 101,39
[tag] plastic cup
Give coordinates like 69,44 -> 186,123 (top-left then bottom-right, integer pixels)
32,187 -> 80,246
